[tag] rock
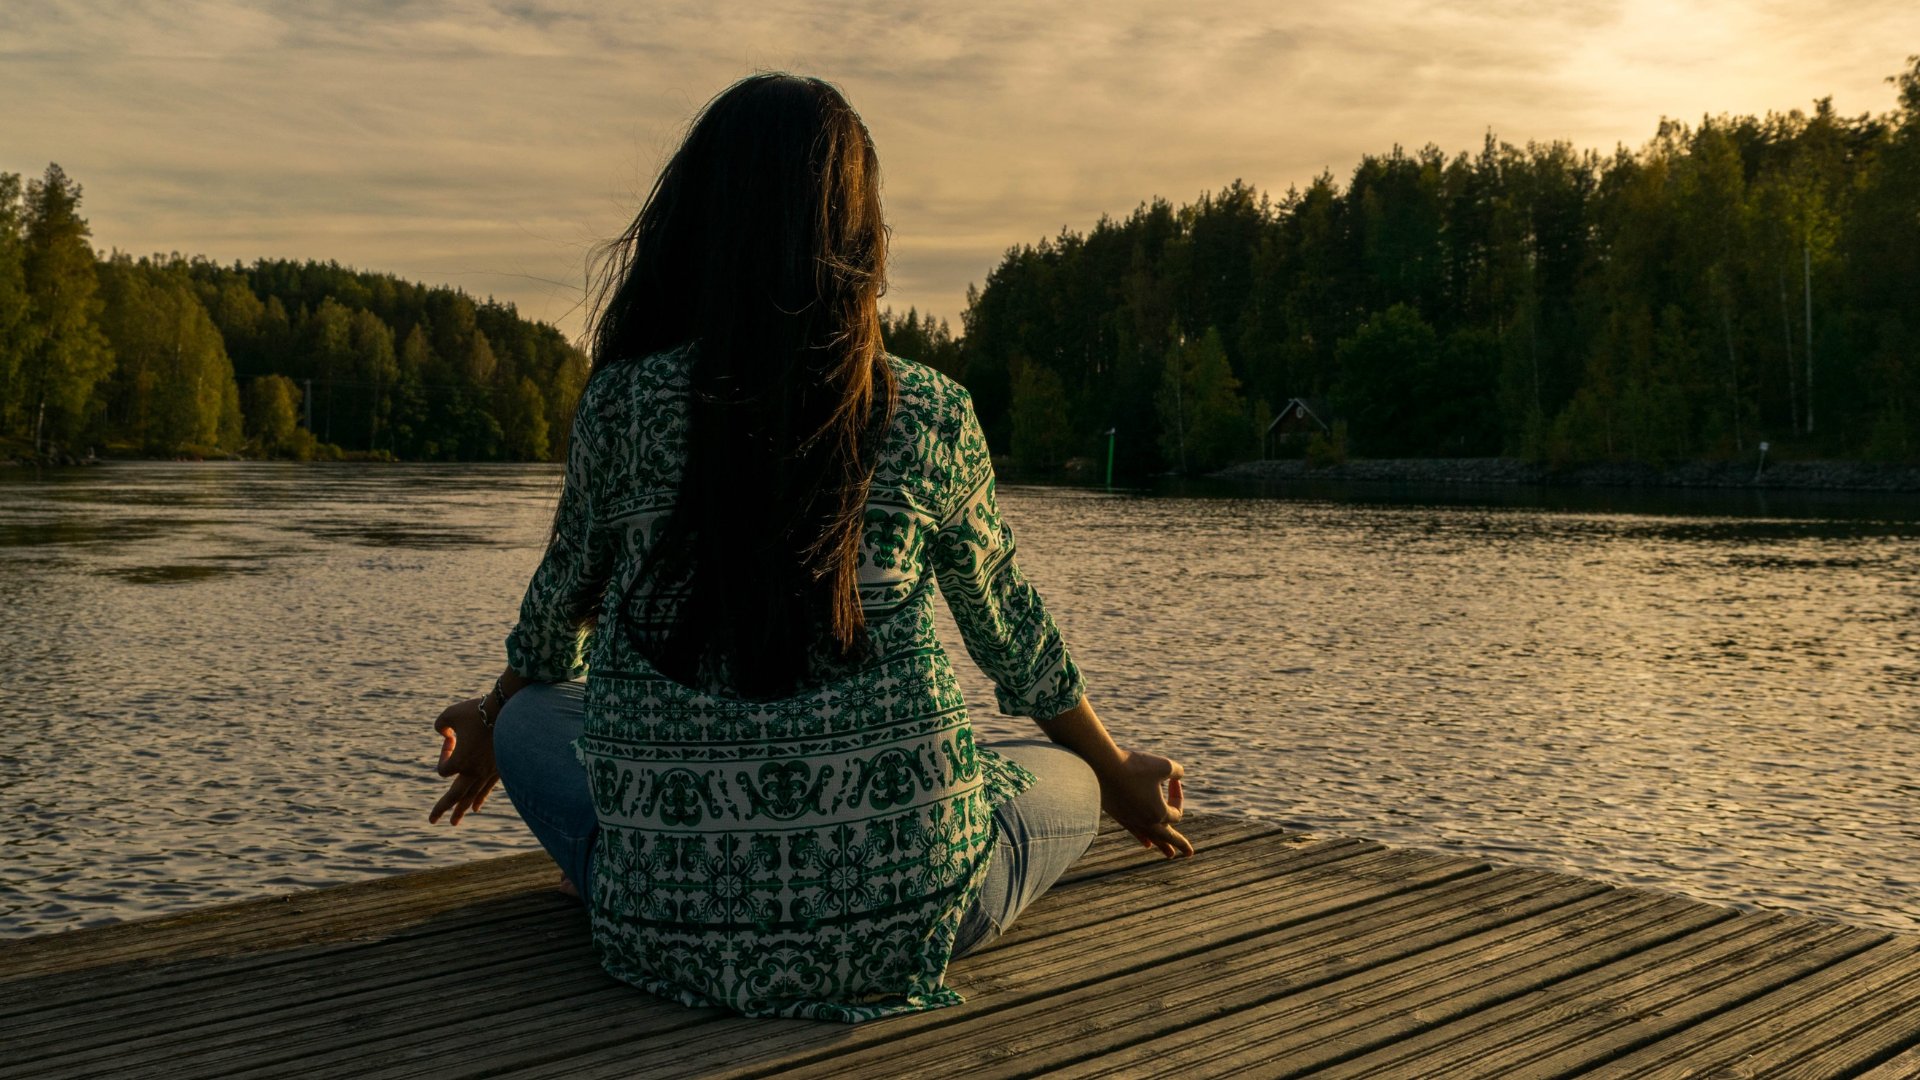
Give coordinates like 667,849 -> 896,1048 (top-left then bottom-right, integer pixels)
1212,457 -> 1920,493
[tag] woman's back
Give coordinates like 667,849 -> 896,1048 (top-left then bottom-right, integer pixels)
504,344 -> 1085,1020
431,73 -> 1186,1029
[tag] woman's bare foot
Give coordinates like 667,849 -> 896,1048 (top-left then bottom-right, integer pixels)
556,872 -> 580,900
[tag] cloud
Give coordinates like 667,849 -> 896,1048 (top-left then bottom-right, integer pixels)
2,0 -> 1915,339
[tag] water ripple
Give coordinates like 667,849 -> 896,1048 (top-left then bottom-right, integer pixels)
2,463 -> 1918,937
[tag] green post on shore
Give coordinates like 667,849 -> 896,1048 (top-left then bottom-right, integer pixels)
1105,427 -> 1116,490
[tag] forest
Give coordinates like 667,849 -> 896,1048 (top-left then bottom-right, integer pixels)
0,166 -> 590,462
959,59 -> 1920,475
2,59 -> 1916,472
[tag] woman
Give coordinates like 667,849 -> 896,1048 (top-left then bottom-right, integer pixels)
427,72 -> 1192,1022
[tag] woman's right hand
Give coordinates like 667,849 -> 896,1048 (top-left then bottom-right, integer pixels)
1098,749 -> 1193,859
429,696 -> 499,826
1037,697 -> 1196,860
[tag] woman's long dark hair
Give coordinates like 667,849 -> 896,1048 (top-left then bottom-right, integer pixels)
586,73 -> 895,699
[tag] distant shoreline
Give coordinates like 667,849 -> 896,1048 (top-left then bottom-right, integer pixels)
9,449 -> 1920,495
1213,457 -> 1920,494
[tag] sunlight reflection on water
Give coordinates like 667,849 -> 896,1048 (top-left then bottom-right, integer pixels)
2,462 -> 1916,936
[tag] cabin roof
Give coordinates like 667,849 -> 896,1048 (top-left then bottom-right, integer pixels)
1267,396 -> 1333,434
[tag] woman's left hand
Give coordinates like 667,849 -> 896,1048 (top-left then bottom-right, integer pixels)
1097,749 -> 1193,859
429,697 -> 499,825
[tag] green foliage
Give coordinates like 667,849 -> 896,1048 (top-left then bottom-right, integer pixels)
333,306 -> 399,452
542,350 -> 589,463
1010,359 -> 1074,470
502,376 -> 551,462
13,165 -> 112,449
0,174 -> 27,418
1156,327 -> 1254,473
1329,308 -> 1499,457
1306,420 -> 1349,468
1437,329 -> 1502,455
97,256 -> 243,453
1333,305 -> 1437,455
244,374 -> 306,458
0,163 -> 587,461
880,307 -> 964,380
14,57 -> 1920,472
1843,58 -> 1920,459
389,324 -> 433,455
961,59 -> 1920,470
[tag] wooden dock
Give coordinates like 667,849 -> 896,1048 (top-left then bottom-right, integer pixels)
6,814 -> 1920,1078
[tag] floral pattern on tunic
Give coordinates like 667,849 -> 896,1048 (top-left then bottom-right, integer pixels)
504,346 -> 1085,1022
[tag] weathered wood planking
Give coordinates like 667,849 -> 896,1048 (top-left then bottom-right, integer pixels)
4,814 -> 1918,1079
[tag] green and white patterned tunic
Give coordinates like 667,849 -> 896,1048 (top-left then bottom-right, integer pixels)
505,346 -> 1085,1022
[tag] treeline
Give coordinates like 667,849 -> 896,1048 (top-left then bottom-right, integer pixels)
11,62 -> 1918,472
0,164 -> 588,461
955,59 -> 1920,474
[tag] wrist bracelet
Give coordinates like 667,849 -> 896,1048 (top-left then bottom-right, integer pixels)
475,691 -> 497,731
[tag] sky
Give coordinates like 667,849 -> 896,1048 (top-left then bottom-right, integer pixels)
1,1 -> 1915,340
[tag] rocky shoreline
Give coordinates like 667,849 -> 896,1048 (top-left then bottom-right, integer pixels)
1214,456 -> 1920,493
1,449 -> 101,469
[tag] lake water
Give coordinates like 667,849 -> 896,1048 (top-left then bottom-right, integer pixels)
2,463 -> 1917,938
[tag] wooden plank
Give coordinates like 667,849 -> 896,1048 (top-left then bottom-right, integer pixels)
585,849 -> 1452,1080
326,835 -> 1390,1080
490,844 -> 1487,1080
10,815 -> 1920,1080
1856,1043 -> 1920,1079
0,886 -> 576,1042
6,923 -> 616,1080
1311,912 -> 1884,1079
0,852 -> 556,984
212,979 -> 694,1080
957,849 -> 1477,994
1586,936 -> 1920,1078
0,855 -> 564,1034
3,902 -> 587,1064
1054,815 -> 1297,886
7,819 -> 1272,1054
200,835 -> 1340,1080
0,813 -> 1273,1039
956,836 -> 1383,966
228,994 -> 722,1080
1512,914 -> 1904,1076
1032,889 -> 1690,1080
0,817 -> 1308,1080
1049,890 -> 1732,1079
768,868 -> 1605,1080
1774,994 -> 1920,1080
247,850 -> 1339,1080
0,814 -> 1254,979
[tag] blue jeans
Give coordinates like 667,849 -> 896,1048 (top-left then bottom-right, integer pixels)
492,683 -> 1100,959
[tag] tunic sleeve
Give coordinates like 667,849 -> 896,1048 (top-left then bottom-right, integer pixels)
929,392 -> 1087,720
504,392 -> 612,681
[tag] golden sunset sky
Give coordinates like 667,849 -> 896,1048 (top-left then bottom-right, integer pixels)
2,1 -> 1915,339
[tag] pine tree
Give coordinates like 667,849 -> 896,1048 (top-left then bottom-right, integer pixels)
390,324 -> 434,458
300,298 -> 352,444
543,349 -> 589,461
465,331 -> 498,386
1010,358 -> 1074,470
1157,327 -> 1252,473
97,257 -> 242,452
502,376 -> 550,461
17,164 -> 112,449
1334,305 -> 1444,456
348,308 -> 397,451
244,374 -> 304,457
0,173 -> 27,424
